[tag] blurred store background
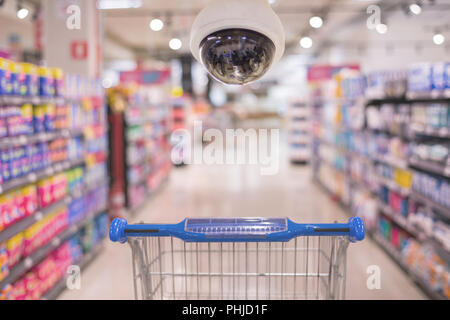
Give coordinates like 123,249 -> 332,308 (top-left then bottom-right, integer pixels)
0,0 -> 449,300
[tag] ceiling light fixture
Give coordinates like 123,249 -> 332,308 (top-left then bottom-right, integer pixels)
169,38 -> 182,50
376,23 -> 388,34
150,18 -> 164,31
433,33 -> 445,45
309,16 -> 323,29
17,7 -> 29,19
97,0 -> 142,10
409,3 -> 422,15
300,36 -> 313,49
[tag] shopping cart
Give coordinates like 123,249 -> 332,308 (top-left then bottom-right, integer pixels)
110,216 -> 365,300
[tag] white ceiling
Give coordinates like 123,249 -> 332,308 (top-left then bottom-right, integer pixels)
101,0 -> 381,57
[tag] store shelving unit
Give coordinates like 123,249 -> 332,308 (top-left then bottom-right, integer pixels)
107,84 -> 172,215
40,241 -> 104,300
310,69 -> 450,299
288,100 -> 310,164
372,233 -> 447,300
0,205 -> 106,289
0,72 -> 110,300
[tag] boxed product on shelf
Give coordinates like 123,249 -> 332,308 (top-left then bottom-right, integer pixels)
0,244 -> 8,282
36,173 -> 68,209
23,206 -> 68,256
412,170 -> 450,209
408,62 -> 450,97
351,189 -> 378,230
365,70 -> 408,99
403,240 -> 450,299
68,196 -> 87,225
412,141 -> 449,163
0,58 -> 12,96
379,186 -> 408,217
5,232 -> 24,268
0,185 -> 38,230
408,63 -> 433,95
66,167 -> 84,193
378,217 -> 411,251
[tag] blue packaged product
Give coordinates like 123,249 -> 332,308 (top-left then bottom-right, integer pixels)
43,103 -> 55,132
21,104 -> 34,135
445,63 -> 450,90
29,144 -> 39,172
431,63 -> 446,91
38,67 -> 53,97
0,59 -> 13,95
9,62 -> 21,96
1,149 -> 11,182
408,63 -> 432,93
10,147 -> 24,178
20,63 -> 38,97
33,105 -> 45,133
68,237 -> 83,263
21,145 -> 31,176
0,113 -> 7,138
0,58 -> 8,95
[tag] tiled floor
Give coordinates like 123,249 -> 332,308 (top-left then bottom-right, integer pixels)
60,151 -> 426,300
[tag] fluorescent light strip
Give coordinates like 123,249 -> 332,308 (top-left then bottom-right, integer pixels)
97,0 -> 142,10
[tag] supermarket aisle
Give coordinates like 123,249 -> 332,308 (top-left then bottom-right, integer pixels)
60,152 -> 425,300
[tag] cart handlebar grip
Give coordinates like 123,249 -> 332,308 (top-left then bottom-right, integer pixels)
110,217 -> 365,243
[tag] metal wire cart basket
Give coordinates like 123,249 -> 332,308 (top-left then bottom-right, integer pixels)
110,217 -> 365,300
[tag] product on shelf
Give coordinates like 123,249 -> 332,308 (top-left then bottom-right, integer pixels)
23,206 -> 68,256
36,174 -> 68,209
288,100 -> 310,163
408,62 -> 450,97
0,185 -> 38,230
403,240 -> 450,299
0,243 -> 8,282
412,170 -> 450,209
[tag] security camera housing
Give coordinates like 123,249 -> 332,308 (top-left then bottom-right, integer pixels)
190,0 -> 285,82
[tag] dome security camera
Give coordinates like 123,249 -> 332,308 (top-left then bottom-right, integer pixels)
190,0 -> 285,85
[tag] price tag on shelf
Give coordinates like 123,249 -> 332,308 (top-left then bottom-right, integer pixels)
24,257 -> 33,268
62,129 -> 70,138
19,136 -> 27,144
440,127 -> 449,137
34,212 -> 43,222
46,167 -> 54,175
444,167 -> 450,177
52,238 -> 61,247
28,173 -> 37,183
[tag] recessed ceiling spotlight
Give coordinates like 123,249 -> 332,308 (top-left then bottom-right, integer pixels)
309,16 -> 323,29
169,38 -> 182,50
17,1 -> 29,20
433,33 -> 445,45
150,18 -> 164,31
376,23 -> 388,34
300,36 -> 313,49
409,3 -> 422,15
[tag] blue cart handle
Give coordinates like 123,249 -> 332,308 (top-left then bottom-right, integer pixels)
110,217 -> 365,244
